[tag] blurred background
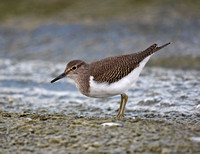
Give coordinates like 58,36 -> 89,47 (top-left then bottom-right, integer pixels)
0,0 -> 200,68
1,1 -> 200,153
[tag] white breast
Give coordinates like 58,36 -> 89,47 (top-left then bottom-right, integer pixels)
89,55 -> 151,98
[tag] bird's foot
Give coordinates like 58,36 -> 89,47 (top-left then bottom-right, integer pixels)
116,113 -> 125,118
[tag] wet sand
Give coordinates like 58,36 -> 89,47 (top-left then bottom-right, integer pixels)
0,111 -> 200,153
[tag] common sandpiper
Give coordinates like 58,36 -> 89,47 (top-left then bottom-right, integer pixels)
51,42 -> 170,118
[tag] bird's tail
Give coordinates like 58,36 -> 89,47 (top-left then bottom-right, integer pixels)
154,42 -> 171,52
142,42 -> 171,56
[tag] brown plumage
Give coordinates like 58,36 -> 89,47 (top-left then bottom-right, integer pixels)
90,42 -> 170,84
51,42 -> 171,118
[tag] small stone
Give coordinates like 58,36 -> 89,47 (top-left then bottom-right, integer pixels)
196,104 -> 200,109
190,137 -> 200,142
152,136 -> 160,141
49,137 -> 60,144
91,142 -> 100,147
26,117 -> 32,120
83,144 -> 89,149
161,148 -> 171,154
87,146 -> 96,152
101,122 -> 122,127
90,124 -> 96,127
59,140 -> 68,146
35,130 -> 41,135
37,143 -> 49,148
70,134 -> 77,138
71,143 -> 79,148
28,128 -> 34,133
39,115 -> 48,121
9,98 -> 13,103
2,113 -> 11,117
32,114 -> 39,119
74,120 -> 83,124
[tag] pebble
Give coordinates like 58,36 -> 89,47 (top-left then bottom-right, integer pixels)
196,104 -> 200,109
190,137 -> 200,142
87,147 -> 96,152
161,148 -> 171,154
37,143 -> 49,148
91,142 -> 101,147
8,98 -> 13,103
49,137 -> 61,144
101,122 -> 122,127
26,117 -> 32,121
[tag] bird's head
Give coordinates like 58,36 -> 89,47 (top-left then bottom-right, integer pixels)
51,60 -> 87,83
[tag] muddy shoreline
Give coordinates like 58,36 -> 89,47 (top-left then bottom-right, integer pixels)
0,111 -> 199,153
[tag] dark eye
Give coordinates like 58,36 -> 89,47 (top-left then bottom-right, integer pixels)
72,66 -> 77,70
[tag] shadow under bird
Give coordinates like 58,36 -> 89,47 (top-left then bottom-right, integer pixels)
51,42 -> 170,118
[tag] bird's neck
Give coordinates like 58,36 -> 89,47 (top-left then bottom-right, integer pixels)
73,65 -> 90,96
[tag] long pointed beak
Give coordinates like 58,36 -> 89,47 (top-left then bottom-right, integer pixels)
51,72 -> 67,83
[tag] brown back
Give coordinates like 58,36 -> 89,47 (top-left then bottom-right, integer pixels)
90,43 -> 170,84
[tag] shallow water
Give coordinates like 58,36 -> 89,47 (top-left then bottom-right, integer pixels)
1,20 -> 200,63
1,59 -> 199,124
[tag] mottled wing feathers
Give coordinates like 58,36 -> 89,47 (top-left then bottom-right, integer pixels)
90,43 -> 170,84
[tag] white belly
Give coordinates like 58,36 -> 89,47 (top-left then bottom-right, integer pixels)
89,55 -> 151,98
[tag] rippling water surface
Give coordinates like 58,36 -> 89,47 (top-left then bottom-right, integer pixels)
1,59 -> 199,123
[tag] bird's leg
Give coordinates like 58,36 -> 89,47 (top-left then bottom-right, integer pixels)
121,93 -> 128,115
117,93 -> 128,118
117,94 -> 124,117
